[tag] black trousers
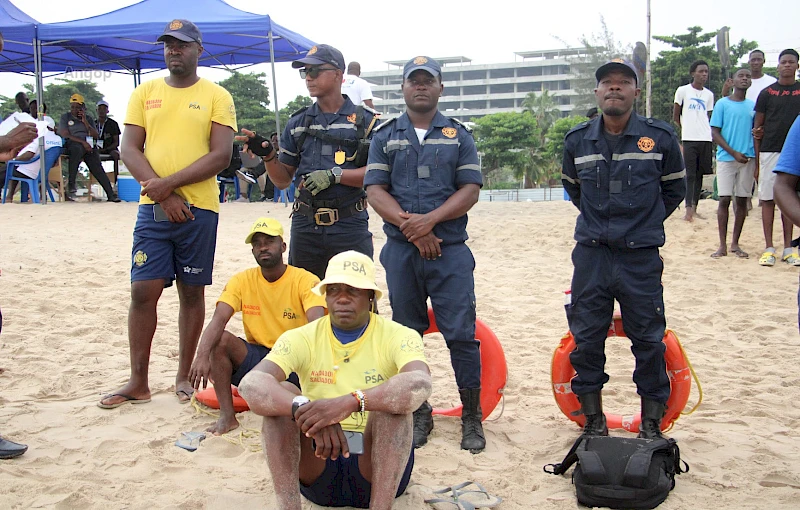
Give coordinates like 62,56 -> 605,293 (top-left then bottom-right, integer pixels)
65,141 -> 114,196
683,141 -> 712,208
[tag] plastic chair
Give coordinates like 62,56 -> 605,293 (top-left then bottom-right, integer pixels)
217,175 -> 240,203
2,146 -> 62,204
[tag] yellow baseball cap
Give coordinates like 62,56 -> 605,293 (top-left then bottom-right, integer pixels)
245,217 -> 284,244
69,93 -> 85,104
312,250 -> 383,300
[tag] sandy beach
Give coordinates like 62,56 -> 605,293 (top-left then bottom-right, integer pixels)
1,198 -> 800,509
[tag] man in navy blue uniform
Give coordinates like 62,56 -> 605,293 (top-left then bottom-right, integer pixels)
562,59 -> 686,440
249,44 -> 379,279
365,56 -> 485,453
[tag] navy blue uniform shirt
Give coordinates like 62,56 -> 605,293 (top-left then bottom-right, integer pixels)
561,114 -> 686,249
279,98 -> 378,234
364,111 -> 483,245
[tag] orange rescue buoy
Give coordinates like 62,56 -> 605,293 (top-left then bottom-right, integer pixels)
551,314 -> 691,433
426,308 -> 507,421
195,384 -> 250,413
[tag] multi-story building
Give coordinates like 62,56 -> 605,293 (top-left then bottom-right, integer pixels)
361,48 -> 590,121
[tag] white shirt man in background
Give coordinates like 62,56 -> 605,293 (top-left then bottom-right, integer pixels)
341,61 -> 374,108
673,59 -> 714,222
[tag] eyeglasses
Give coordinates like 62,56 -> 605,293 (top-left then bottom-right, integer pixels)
300,66 -> 338,79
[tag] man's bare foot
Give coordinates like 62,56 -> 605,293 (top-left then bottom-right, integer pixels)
711,248 -> 727,258
98,382 -> 150,407
683,207 -> 694,222
206,415 -> 240,436
175,380 -> 194,404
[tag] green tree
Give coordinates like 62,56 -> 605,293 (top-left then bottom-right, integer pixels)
278,95 -> 313,130
545,115 -> 590,166
473,111 -> 540,187
217,71 -> 272,134
0,79 -> 103,120
650,26 -> 757,122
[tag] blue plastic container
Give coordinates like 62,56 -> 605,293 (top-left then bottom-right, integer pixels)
117,175 -> 141,202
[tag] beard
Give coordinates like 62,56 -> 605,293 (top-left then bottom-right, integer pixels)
256,254 -> 281,269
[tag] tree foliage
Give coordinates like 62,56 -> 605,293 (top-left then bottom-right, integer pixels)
473,111 -> 539,186
545,115 -> 590,166
217,71 -> 273,134
278,95 -> 313,130
559,17 -> 632,113
0,79 -> 104,120
650,26 -> 757,122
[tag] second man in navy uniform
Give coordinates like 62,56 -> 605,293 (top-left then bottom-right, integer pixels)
258,44 -> 379,279
365,56 -> 485,453
562,59 -> 686,440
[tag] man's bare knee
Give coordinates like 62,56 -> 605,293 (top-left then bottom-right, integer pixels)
176,282 -> 205,305
131,280 -> 164,307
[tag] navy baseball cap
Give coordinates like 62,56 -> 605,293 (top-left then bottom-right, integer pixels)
596,58 -> 638,84
404,56 -> 441,79
157,19 -> 202,45
292,44 -> 345,71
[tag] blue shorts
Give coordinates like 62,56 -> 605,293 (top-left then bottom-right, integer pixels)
131,205 -> 218,286
231,338 -> 300,388
300,448 -> 414,508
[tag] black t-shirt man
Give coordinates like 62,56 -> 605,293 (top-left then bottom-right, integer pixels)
95,116 -> 121,152
755,82 -> 800,152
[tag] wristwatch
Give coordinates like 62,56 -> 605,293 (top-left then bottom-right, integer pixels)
331,166 -> 343,184
291,395 -> 310,420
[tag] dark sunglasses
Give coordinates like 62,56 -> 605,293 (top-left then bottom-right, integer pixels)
300,66 -> 338,79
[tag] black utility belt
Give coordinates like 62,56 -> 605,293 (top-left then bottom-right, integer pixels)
293,198 -> 367,226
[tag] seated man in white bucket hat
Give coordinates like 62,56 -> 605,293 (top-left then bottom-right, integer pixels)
239,250 -> 431,509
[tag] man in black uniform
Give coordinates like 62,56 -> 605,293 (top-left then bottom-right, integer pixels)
561,59 -> 686,439
243,44 -> 379,279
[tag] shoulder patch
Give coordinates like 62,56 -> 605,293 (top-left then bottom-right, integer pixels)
372,117 -> 396,132
450,117 -> 473,133
566,120 -> 591,137
290,106 -> 309,118
644,116 -> 677,137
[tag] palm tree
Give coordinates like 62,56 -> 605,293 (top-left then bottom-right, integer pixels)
521,91 -> 561,187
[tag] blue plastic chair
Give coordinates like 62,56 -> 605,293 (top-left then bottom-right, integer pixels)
2,146 -> 63,204
217,175 -> 241,203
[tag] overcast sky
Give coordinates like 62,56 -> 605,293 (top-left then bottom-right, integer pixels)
3,0 -> 798,118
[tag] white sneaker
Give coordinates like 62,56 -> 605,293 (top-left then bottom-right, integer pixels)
234,196 -> 250,203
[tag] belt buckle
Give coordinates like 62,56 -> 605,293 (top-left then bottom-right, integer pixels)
314,207 -> 339,226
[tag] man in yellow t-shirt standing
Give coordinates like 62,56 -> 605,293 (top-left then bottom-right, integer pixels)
239,251 -> 431,509
99,20 -> 237,409
189,218 -> 325,435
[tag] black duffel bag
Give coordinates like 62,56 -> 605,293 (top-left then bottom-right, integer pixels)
544,435 -> 689,509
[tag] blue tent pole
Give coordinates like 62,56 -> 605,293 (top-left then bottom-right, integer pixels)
268,29 -> 280,136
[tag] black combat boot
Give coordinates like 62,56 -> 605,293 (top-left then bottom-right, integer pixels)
637,398 -> 665,439
578,392 -> 608,436
459,388 -> 486,453
412,401 -> 434,448
0,436 -> 28,459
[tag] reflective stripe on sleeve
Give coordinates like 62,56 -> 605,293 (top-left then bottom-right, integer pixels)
661,169 -> 686,181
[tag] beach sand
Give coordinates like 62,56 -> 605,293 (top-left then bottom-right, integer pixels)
1,198 -> 800,509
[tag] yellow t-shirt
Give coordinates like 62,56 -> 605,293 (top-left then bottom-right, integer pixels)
124,77 -> 237,213
217,266 -> 325,348
267,314 -> 427,432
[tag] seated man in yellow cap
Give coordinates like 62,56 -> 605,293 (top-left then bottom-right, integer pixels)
189,217 -> 325,435
58,93 -> 119,202
239,251 -> 431,509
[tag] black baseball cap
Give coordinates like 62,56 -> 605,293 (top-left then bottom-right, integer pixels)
157,19 -> 202,45
403,56 -> 441,79
596,58 -> 638,84
292,44 -> 345,71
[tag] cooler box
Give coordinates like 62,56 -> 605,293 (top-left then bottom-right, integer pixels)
117,175 -> 141,202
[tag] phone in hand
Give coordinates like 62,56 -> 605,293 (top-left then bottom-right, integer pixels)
153,202 -> 191,222
344,431 -> 364,455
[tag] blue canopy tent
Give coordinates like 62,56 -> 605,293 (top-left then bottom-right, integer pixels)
0,0 -> 316,202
